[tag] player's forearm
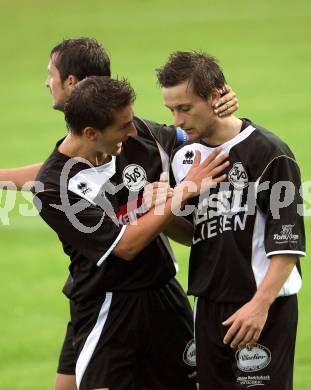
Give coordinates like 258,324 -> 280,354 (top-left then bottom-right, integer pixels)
0,163 -> 43,190
114,198 -> 176,260
251,255 -> 298,309
163,216 -> 194,246
114,185 -> 191,260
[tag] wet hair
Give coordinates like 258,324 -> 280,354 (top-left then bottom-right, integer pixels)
64,76 -> 135,135
156,51 -> 226,99
50,37 -> 111,83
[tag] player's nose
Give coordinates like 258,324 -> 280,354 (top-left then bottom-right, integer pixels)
173,112 -> 184,128
127,122 -> 137,137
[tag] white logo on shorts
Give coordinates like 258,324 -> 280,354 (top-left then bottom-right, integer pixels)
122,164 -> 147,192
236,343 -> 271,372
183,339 -> 196,367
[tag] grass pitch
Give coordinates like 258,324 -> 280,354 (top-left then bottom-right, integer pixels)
0,0 -> 310,388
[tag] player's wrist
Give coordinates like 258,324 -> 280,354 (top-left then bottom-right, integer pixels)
252,290 -> 274,310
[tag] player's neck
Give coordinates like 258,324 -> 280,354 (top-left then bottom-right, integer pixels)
202,116 -> 242,146
58,134 -> 109,166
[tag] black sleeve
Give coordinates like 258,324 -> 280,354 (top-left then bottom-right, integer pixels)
257,156 -> 306,257
139,118 -> 188,157
34,189 -> 126,266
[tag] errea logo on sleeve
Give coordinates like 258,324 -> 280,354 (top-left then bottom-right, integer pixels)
77,182 -> 93,195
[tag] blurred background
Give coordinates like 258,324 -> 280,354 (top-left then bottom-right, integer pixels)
0,0 -> 310,388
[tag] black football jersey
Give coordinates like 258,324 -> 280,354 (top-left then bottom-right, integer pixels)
34,117 -> 185,302
170,119 -> 306,302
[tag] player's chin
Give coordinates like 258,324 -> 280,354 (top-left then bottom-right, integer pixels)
53,101 -> 65,112
111,142 -> 123,156
187,132 -> 200,141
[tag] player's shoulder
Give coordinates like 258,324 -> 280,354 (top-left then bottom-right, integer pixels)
133,116 -> 169,137
248,120 -> 295,160
36,140 -> 67,188
36,138 -> 97,193
134,116 -> 181,156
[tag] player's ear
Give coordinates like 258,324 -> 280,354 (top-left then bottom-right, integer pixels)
83,127 -> 97,141
210,88 -> 221,108
66,74 -> 79,88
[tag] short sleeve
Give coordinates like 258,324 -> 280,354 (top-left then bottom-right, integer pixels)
34,189 -> 126,266
257,156 -> 306,257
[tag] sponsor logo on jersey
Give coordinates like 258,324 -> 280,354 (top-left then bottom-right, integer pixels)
235,343 -> 271,372
122,164 -> 147,192
274,224 -> 299,243
183,150 -> 194,164
77,182 -> 92,195
183,339 -> 196,366
228,162 -> 248,189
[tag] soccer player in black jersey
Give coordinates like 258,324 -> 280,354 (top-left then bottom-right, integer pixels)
0,39 -> 238,390
157,51 -> 306,390
32,76 -> 229,390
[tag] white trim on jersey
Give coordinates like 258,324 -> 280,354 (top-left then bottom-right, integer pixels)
267,250 -> 306,257
171,125 -> 256,183
251,209 -> 302,297
97,225 -> 127,266
75,292 -> 113,389
68,156 -> 116,204
155,139 -> 170,173
193,297 -> 198,341
251,208 -> 270,289
158,232 -> 179,272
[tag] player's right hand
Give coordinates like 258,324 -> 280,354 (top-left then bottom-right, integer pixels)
177,148 -> 229,202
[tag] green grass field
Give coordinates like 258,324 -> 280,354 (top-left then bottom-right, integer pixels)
0,0 -> 310,388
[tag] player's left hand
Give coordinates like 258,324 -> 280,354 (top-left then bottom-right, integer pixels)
222,298 -> 269,349
213,85 -> 239,117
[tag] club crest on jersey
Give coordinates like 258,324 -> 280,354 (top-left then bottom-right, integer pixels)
228,162 -> 248,189
122,164 -> 147,192
183,150 -> 194,164
235,343 -> 271,372
77,182 -> 92,195
183,339 -> 196,367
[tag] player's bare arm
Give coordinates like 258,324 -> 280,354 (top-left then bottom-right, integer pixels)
0,163 -> 43,190
222,254 -> 298,349
142,177 -> 194,246
114,149 -> 229,260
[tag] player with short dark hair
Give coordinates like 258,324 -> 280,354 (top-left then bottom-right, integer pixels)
157,51 -> 225,100
33,75 -> 229,390
158,51 -> 306,390
51,37 -> 111,82
64,77 -> 135,135
0,39 -> 238,390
